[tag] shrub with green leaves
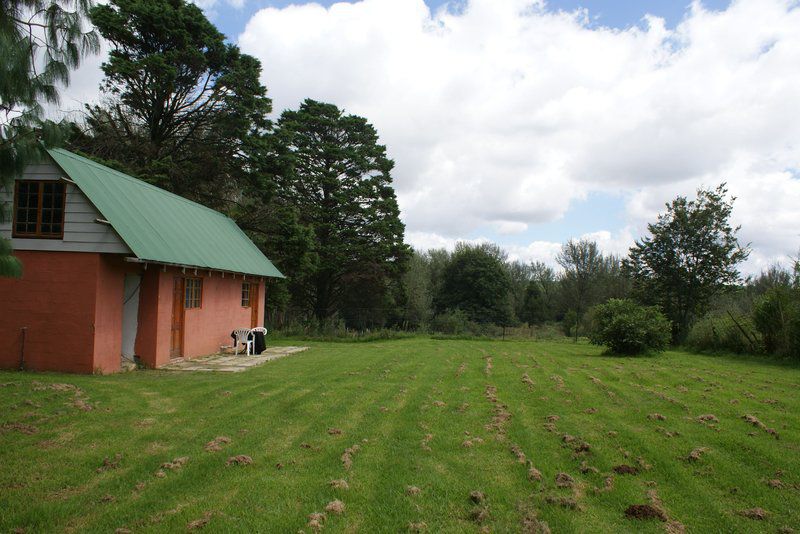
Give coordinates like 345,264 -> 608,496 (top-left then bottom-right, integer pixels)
589,299 -> 671,355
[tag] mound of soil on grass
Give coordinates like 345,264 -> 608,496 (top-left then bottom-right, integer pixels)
225,455 -> 253,466
624,504 -> 667,521
204,436 -> 231,452
613,464 -> 639,475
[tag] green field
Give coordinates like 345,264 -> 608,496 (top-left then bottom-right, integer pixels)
1,339 -> 799,532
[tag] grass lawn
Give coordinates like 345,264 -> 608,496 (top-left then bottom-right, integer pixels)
2,339 -> 799,533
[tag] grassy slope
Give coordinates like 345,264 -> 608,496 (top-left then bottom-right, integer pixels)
1,339 -> 799,533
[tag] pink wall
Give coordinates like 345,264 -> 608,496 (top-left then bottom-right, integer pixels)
92,255 -> 135,374
182,273 -> 259,358
0,251 -> 102,373
134,267 -> 173,369
0,253 -> 269,373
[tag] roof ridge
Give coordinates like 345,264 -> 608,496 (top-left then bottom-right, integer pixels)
47,148 -> 234,221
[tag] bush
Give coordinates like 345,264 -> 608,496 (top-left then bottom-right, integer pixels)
753,287 -> 800,358
589,299 -> 671,355
687,312 -> 761,354
429,309 -> 471,335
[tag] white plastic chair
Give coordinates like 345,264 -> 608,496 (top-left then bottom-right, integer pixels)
232,328 -> 253,356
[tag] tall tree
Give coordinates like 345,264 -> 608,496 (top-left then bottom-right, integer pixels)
272,99 -> 409,323
0,0 -> 99,276
623,184 -> 750,343
435,242 -> 513,325
557,239 -> 603,341
71,0 -> 271,206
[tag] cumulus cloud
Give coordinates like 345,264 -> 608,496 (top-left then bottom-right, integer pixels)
239,0 -> 800,273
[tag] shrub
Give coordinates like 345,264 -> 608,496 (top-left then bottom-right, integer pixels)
430,309 -> 471,335
753,287 -> 800,358
687,312 -> 761,354
589,299 -> 671,355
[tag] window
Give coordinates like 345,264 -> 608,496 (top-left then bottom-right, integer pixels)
13,180 -> 66,238
184,278 -> 202,308
241,282 -> 251,307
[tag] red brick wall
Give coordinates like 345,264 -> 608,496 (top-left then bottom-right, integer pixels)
0,251 -> 100,373
182,273 -> 258,358
92,255 -> 134,374
134,267 -> 173,369
0,253 -> 269,372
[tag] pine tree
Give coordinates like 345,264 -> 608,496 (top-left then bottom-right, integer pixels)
0,0 -> 99,276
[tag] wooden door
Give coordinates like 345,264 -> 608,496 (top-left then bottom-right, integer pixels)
170,277 -> 184,358
250,282 -> 260,328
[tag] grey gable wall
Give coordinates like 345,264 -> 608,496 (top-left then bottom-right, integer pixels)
0,159 -> 131,254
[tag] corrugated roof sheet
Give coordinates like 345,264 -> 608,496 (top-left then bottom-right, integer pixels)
47,148 -> 284,278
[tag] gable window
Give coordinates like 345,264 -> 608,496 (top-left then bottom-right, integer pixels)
13,181 -> 66,238
184,278 -> 202,308
241,282 -> 251,307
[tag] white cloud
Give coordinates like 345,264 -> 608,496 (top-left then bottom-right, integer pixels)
238,0 -> 800,274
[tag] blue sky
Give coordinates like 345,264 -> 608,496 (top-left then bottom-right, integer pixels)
213,1 -> 732,48
162,0 -> 797,271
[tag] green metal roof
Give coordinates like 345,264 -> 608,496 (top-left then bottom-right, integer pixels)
47,148 -> 284,278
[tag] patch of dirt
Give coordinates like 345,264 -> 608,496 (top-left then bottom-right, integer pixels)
307,512 -> 326,532
555,472 -> 575,488
584,407 -> 598,414
767,479 -> 783,488
468,506 -> 490,524
648,413 -> 667,421
161,456 -> 188,470
100,494 -> 115,503
522,373 -> 535,389
528,463 -> 543,481
420,434 -> 433,451
579,461 -> 599,474
656,427 -> 681,438
187,511 -> 213,530
543,423 -> 558,433
739,508 -> 768,520
624,504 -> 667,521
456,363 -> 466,377
545,415 -> 560,423
432,400 -> 446,407
204,436 -> 231,452
510,443 -> 527,463
407,521 -> 428,532
225,455 -> 253,466
742,414 -> 779,439
327,427 -> 343,435
330,479 -> 349,490
484,357 -> 493,376
97,453 -> 123,473
406,485 -> 421,496
325,500 -> 345,514
484,386 -> 512,436
593,476 -> 614,494
697,414 -> 719,424
637,457 -> 652,471
341,444 -> 360,469
1,422 -> 38,435
458,402 -> 470,413
550,375 -> 565,391
520,507 -> 551,534
613,465 -> 639,475
154,470 -> 166,478
685,447 -> 709,462
134,482 -> 146,492
470,490 -> 486,504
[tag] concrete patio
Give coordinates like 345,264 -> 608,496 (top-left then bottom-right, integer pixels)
159,346 -> 309,372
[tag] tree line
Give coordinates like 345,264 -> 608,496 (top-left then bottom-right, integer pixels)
2,0 -> 797,358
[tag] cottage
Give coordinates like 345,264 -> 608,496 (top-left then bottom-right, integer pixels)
0,149 -> 283,373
